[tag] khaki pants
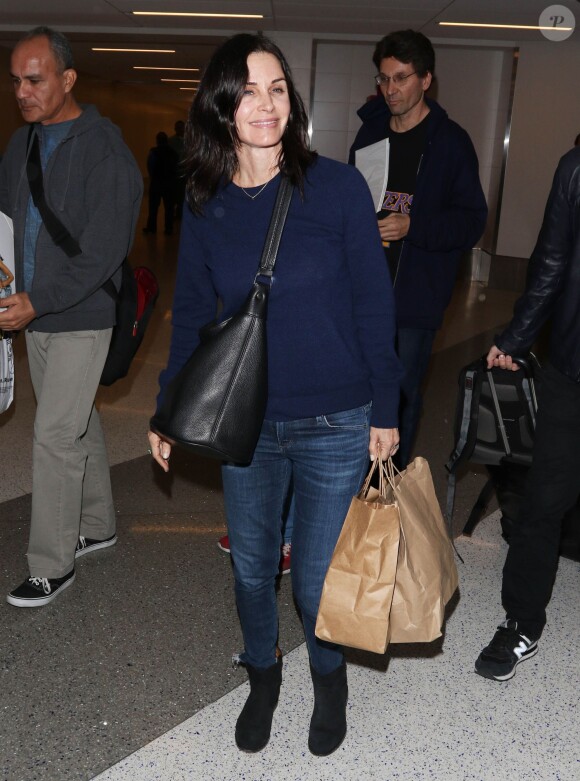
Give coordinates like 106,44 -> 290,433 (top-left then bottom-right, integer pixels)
25,329 -> 115,578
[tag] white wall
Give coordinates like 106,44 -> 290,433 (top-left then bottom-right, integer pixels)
268,31 -> 314,116
310,41 -> 374,166
434,46 -> 513,251
496,39 -> 580,258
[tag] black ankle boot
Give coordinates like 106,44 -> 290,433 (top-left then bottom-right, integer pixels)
308,661 -> 348,756
235,657 -> 282,752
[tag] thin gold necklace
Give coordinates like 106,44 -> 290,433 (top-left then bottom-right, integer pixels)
239,179 -> 271,200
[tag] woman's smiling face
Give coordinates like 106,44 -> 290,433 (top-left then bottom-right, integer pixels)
234,51 -> 290,153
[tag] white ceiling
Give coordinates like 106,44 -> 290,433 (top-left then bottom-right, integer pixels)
0,0 -> 577,100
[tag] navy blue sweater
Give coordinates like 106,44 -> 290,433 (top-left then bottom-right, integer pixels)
349,97 -> 488,330
158,156 -> 402,428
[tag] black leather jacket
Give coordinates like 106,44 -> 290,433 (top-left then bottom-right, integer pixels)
497,147 -> 580,382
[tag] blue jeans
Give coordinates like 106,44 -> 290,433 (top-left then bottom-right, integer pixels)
281,487 -> 294,545
221,403 -> 371,674
396,327 -> 436,468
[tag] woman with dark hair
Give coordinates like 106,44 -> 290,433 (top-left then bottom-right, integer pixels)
148,33 -> 401,756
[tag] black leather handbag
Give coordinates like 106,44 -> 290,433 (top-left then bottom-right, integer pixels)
150,176 -> 293,463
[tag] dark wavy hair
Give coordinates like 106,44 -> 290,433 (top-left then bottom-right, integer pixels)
373,29 -> 435,77
183,33 -> 316,213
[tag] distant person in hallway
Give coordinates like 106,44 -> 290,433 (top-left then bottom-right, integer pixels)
168,119 -> 187,221
475,146 -> 580,682
349,29 -> 488,468
143,130 -> 178,236
0,27 -> 143,608
148,33 -> 402,756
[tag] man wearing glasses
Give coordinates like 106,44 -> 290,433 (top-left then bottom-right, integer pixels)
349,29 -> 487,469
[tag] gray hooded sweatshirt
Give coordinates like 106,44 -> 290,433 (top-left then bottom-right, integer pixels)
0,104 -> 143,332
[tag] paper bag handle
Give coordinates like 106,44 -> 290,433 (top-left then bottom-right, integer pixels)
359,457 -> 397,502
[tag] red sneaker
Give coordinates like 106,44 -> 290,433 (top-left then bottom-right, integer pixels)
217,534 -> 230,553
280,542 -> 291,575
219,535 -> 291,575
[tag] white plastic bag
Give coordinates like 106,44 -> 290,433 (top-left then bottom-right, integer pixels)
0,211 -> 16,412
0,334 -> 14,413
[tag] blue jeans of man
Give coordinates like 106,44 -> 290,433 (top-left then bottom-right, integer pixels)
221,404 -> 371,675
396,327 -> 436,468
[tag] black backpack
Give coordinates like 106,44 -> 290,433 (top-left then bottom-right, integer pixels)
100,262 -> 159,386
445,354 -> 580,560
444,354 -> 539,529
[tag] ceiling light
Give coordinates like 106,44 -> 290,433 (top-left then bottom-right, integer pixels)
161,78 -> 200,83
439,22 -> 573,31
134,66 -> 199,71
133,11 -> 263,19
92,47 -> 176,53
180,88 -> 197,91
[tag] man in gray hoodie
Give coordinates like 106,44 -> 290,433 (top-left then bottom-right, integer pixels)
0,27 -> 143,607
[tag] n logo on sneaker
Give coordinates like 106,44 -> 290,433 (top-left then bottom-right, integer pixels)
514,635 -> 537,659
514,640 -> 528,659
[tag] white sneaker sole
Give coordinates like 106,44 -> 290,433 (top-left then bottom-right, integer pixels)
6,572 -> 76,608
75,536 -> 117,559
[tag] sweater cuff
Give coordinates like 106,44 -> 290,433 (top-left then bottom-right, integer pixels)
370,381 -> 400,429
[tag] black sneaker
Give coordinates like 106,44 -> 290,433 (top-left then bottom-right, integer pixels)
475,619 -> 539,681
6,570 -> 76,608
75,533 -> 117,558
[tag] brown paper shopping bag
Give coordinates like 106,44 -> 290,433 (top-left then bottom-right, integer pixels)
315,460 -> 401,654
386,457 -> 459,644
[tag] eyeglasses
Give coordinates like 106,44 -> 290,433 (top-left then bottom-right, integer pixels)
374,71 -> 417,87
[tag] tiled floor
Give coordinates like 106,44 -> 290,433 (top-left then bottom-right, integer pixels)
1,228 -> 578,781
91,512 -> 580,781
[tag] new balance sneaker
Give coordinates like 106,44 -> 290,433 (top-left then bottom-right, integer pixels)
475,619 -> 539,681
217,534 -> 231,553
75,533 -> 117,558
280,542 -> 291,575
6,570 -> 76,608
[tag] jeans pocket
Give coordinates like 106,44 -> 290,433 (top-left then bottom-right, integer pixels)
320,403 -> 371,430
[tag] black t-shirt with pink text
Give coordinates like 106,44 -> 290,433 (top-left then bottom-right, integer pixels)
380,113 -> 429,282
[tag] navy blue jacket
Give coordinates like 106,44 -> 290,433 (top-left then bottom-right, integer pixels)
349,97 -> 488,330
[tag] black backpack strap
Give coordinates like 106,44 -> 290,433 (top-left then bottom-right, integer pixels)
26,126 -> 82,258
444,361 -> 484,528
445,363 -> 482,474
445,471 -> 457,533
25,125 -> 119,300
487,370 -> 511,457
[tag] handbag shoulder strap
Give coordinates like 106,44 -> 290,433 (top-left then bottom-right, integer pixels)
25,125 -> 82,258
258,176 -> 293,278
